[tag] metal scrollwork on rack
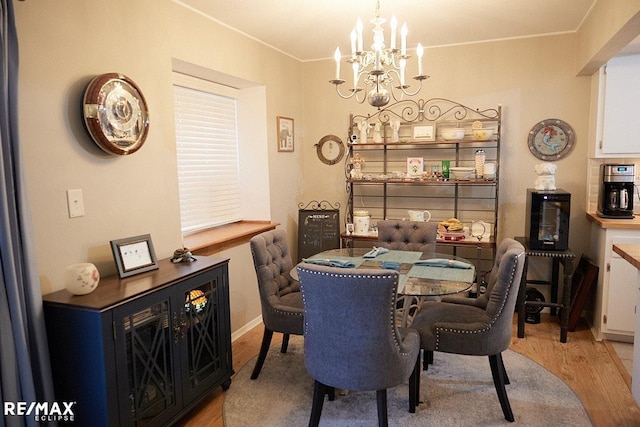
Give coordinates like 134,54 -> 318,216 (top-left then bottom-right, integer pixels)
298,200 -> 341,211
352,98 -> 501,126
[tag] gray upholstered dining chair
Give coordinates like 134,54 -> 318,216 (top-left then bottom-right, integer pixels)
376,220 -> 438,254
377,219 -> 440,317
249,229 -> 304,380
410,238 -> 525,422
296,264 -> 421,427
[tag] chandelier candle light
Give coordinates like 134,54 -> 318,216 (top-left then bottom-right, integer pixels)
330,0 -> 428,108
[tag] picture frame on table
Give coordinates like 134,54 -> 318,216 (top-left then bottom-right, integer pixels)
110,234 -> 159,278
277,116 -> 294,152
407,157 -> 424,178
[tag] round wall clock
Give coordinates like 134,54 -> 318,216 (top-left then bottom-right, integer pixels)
82,73 -> 149,156
316,135 -> 345,165
527,118 -> 575,161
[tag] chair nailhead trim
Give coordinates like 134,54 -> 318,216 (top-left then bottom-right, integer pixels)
434,252 -> 524,350
298,267 -> 414,356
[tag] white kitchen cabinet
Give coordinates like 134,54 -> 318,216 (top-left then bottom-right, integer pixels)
607,252 -> 637,333
594,54 -> 640,158
609,244 -> 640,404
589,224 -> 640,340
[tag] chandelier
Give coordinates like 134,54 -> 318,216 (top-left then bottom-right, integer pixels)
330,0 -> 428,108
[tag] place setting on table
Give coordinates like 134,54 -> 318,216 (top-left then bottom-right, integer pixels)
298,247 -> 474,288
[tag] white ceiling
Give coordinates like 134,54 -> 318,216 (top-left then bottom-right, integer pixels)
180,0 -> 599,61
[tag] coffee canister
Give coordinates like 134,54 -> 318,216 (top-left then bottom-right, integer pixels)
484,162 -> 496,179
353,210 -> 370,235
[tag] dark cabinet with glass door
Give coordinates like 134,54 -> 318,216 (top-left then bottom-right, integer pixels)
43,256 -> 232,427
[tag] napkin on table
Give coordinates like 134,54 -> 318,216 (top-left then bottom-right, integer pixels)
363,247 -> 390,258
302,258 -> 356,268
413,258 -> 473,269
381,261 -> 401,271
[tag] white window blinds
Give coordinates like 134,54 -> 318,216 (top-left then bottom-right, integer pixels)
173,73 -> 241,234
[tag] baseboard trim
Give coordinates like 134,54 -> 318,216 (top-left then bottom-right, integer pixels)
603,339 -> 632,391
232,315 -> 263,342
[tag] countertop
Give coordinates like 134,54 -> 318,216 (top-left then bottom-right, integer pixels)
612,243 -> 640,270
586,212 -> 640,230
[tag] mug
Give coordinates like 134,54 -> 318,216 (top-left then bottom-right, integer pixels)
408,210 -> 431,222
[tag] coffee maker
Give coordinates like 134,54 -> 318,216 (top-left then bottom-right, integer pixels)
597,164 -> 635,219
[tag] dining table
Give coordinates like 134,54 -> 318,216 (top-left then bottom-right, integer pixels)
293,247 -> 476,326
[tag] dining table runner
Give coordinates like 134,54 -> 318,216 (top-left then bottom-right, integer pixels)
304,250 -> 474,290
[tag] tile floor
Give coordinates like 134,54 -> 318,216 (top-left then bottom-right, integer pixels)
611,341 -> 634,376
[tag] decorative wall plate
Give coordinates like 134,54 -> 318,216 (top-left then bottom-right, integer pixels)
83,73 -> 149,155
316,135 -> 345,165
527,119 -> 575,161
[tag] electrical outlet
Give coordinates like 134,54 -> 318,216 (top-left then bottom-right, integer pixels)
67,189 -> 85,218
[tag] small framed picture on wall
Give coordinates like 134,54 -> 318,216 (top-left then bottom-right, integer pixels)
277,116 -> 294,152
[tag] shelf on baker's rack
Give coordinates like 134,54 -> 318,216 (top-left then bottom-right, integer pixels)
347,178 -> 497,185
348,138 -> 498,147
340,232 -> 495,249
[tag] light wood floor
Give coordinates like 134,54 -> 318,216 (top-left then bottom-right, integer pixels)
182,315 -> 640,426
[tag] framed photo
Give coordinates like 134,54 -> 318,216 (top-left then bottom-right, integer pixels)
413,124 -> 436,141
277,116 -> 294,152
110,234 -> 159,278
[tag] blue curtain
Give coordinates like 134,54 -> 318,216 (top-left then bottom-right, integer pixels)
0,1 -> 55,426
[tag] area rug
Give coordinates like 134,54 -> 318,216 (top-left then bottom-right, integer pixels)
224,337 -> 592,426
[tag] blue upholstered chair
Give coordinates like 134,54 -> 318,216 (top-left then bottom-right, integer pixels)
376,220 -> 438,254
410,238 -> 525,422
249,229 -> 304,379
296,264 -> 421,427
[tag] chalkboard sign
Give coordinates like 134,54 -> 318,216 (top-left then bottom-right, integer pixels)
298,209 -> 340,261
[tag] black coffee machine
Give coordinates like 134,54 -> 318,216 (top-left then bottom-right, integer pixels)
597,164 -> 635,219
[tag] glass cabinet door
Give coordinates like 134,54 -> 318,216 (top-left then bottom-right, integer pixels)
114,295 -> 179,426
180,270 -> 231,402
538,201 -> 562,243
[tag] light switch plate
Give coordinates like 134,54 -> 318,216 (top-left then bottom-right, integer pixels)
67,189 -> 85,218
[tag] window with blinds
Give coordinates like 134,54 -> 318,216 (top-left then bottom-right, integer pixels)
173,73 -> 241,234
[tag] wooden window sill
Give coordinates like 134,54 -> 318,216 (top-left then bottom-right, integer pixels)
184,220 -> 279,256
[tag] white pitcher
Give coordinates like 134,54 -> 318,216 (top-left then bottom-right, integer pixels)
353,210 -> 371,235
408,210 -> 431,222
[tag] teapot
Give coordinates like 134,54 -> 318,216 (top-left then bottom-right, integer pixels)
408,210 -> 431,222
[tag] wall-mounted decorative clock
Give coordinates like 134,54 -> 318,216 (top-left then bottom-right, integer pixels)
527,118 -> 575,161
82,73 -> 149,155
315,135 -> 345,165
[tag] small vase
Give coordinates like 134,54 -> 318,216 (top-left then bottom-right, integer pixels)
64,263 -> 100,295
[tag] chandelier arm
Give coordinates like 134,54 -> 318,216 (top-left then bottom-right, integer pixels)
354,89 -> 368,104
332,82 -> 365,102
397,77 -> 426,97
